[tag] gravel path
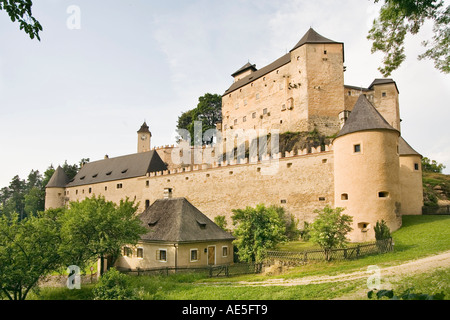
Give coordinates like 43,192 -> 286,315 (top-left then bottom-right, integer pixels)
223,250 -> 450,288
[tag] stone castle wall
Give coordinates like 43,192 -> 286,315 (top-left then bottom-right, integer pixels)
63,145 -> 335,227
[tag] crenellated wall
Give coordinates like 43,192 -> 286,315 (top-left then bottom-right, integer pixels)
64,145 -> 335,227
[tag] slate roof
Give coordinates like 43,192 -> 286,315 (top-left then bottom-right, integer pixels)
65,150 -> 167,187
224,53 -> 291,96
46,166 -> 70,188
223,28 -> 341,96
336,94 -> 399,138
398,136 -> 421,157
368,78 -> 399,93
139,197 -> 235,243
231,62 -> 257,77
290,27 -> 340,52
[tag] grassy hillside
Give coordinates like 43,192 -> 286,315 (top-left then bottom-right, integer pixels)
30,215 -> 450,300
423,172 -> 450,207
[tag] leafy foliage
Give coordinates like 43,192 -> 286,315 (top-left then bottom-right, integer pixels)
368,288 -> 445,300
0,0 -> 42,40
231,204 -> 287,263
374,220 -> 391,240
368,0 -> 449,76
214,215 -> 230,233
60,196 -> 147,275
309,206 -> 353,261
0,159 -> 88,220
0,210 -> 64,300
421,157 -> 446,173
176,93 -> 222,145
93,268 -> 140,300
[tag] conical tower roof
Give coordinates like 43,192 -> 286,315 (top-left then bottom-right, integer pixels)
336,94 -> 398,139
398,136 -> 421,157
290,27 -> 339,51
46,166 -> 69,188
137,121 -> 151,136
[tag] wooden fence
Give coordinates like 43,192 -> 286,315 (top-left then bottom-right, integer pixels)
118,262 -> 263,278
266,238 -> 394,264
422,205 -> 450,215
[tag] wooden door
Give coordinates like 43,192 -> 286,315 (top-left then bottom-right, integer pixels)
207,246 -> 215,265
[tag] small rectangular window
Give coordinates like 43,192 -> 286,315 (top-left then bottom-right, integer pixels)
280,199 -> 287,204
382,92 -> 387,97
256,93 -> 260,100
341,193 -> 349,200
123,247 -> 132,257
378,191 -> 389,198
234,119 -> 237,125
146,180 -> 150,187
252,112 -> 256,119
319,197 -> 326,201
263,108 -> 268,115
88,188 -> 92,194
117,183 -> 123,189
222,246 -> 228,257
190,249 -> 198,262
243,116 -> 247,122
354,144 -> 361,153
414,163 -> 419,171
137,248 -> 144,259
158,249 -> 167,262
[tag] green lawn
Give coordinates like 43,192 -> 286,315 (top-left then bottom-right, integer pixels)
30,215 -> 450,300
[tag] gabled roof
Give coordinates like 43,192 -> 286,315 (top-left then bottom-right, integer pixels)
368,78 -> 399,93
231,62 -> 257,77
290,27 -> 340,51
65,150 -> 167,188
223,53 -> 291,96
399,136 -> 421,157
336,94 -> 399,138
139,197 -> 235,243
46,166 -> 70,188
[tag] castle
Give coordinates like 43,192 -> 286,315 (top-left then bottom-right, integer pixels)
45,28 -> 423,243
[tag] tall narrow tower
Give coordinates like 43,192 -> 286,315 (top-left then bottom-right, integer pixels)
137,121 -> 152,153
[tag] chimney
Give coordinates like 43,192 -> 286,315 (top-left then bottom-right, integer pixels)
163,188 -> 173,199
104,155 -> 109,159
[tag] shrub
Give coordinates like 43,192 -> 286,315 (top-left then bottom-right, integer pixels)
374,220 -> 391,240
309,206 -> 353,261
93,268 -> 140,300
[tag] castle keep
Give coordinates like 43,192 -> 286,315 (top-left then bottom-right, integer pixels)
45,28 -> 423,243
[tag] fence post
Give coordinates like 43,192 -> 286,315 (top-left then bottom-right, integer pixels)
356,245 -> 360,258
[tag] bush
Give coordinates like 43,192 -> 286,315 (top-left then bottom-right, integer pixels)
93,268 -> 140,300
374,220 -> 391,240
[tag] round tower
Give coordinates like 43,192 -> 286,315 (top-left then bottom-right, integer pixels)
45,166 -> 69,210
398,136 -> 423,215
333,95 -> 402,242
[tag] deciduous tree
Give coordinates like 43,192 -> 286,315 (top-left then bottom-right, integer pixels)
368,0 -> 449,76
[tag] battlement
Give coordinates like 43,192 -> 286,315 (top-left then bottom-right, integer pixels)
146,144 -> 333,177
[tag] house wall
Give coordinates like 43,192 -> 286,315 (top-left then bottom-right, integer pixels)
114,240 -> 234,270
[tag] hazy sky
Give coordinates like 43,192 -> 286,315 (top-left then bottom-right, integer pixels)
0,0 -> 448,187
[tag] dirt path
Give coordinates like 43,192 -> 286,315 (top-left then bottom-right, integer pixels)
221,250 -> 450,289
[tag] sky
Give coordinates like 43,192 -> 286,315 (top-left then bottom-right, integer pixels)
0,0 -> 448,187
